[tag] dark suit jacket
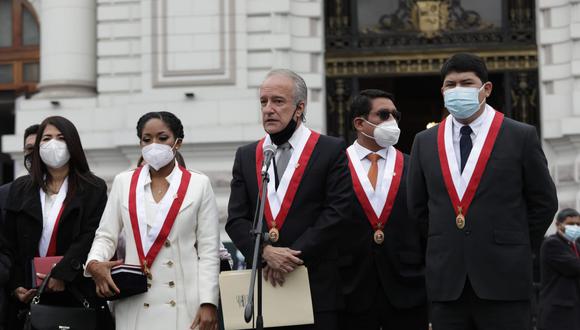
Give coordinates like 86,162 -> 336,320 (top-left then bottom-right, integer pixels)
0,183 -> 11,225
340,153 -> 426,312
538,234 -> 580,330
0,183 -> 11,329
407,116 -> 558,302
2,174 -> 108,292
226,133 -> 352,312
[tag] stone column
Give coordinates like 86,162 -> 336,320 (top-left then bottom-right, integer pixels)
36,0 -> 96,98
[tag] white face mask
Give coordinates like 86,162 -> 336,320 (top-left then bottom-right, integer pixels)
39,139 -> 70,169
362,119 -> 401,148
141,140 -> 179,171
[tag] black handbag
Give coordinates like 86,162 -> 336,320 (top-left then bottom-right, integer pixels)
24,270 -> 96,330
107,264 -> 148,301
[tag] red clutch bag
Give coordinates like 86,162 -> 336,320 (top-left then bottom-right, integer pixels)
32,256 -> 63,287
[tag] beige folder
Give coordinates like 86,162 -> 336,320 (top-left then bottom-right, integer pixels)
219,266 -> 314,330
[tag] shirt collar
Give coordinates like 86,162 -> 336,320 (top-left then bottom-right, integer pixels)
452,104 -> 492,138
353,140 -> 388,161
274,123 -> 307,149
142,160 -> 180,186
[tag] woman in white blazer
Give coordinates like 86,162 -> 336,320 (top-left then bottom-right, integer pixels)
85,111 -> 219,330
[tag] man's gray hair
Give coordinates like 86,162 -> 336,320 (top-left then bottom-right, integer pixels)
264,69 -> 308,121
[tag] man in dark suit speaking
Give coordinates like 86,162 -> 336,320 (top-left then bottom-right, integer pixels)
226,69 -> 352,329
407,53 -> 558,330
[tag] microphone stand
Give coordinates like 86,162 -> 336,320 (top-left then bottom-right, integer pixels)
244,169 -> 270,330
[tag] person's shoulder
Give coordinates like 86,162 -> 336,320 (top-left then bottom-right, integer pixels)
111,169 -> 137,186
501,116 -> 537,135
0,182 -> 11,194
237,140 -> 261,155
315,132 -> 346,149
9,175 -> 33,192
541,234 -> 566,249
91,175 -> 108,191
417,124 -> 439,140
184,168 -> 214,191
186,168 -> 209,180
4,176 -> 33,208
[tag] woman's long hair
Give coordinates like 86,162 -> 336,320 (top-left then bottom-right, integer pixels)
30,116 -> 98,203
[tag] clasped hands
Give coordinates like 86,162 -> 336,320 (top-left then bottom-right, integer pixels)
261,245 -> 303,287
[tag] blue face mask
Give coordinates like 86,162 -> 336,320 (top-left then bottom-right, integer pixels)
564,225 -> 580,241
444,85 -> 486,119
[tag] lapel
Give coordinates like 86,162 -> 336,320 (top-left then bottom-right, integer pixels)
250,137 -> 322,229
301,138 -> 322,180
20,185 -> 43,224
58,191 -> 82,227
178,172 -> 194,214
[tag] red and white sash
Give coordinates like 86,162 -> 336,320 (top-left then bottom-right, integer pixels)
128,163 -> 191,271
437,107 -> 504,219
347,145 -> 403,230
255,127 -> 320,232
39,177 -> 68,257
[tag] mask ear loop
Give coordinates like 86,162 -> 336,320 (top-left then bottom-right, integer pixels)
359,118 -> 377,140
171,138 -> 182,151
478,83 -> 488,109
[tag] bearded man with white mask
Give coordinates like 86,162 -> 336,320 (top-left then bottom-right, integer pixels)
407,53 -> 558,330
339,89 -> 427,330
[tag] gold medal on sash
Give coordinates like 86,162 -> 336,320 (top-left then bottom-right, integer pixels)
374,223 -> 385,244
268,227 -> 279,243
374,229 -> 385,244
456,206 -> 465,230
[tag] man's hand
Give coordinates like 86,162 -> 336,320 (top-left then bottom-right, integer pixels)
263,266 -> 287,287
86,259 -> 123,298
262,245 -> 303,273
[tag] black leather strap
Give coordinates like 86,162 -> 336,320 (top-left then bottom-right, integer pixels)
32,270 -> 91,308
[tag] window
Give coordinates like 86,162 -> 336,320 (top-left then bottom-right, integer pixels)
0,0 -> 39,93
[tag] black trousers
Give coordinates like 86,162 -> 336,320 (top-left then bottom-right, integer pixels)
266,311 -> 337,330
339,288 -> 428,330
431,280 -> 531,330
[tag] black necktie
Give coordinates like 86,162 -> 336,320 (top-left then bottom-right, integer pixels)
460,125 -> 473,173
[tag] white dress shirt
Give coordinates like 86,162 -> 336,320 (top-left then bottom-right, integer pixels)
142,164 -> 179,233
353,140 -> 388,191
451,105 -> 492,169
273,123 -> 309,164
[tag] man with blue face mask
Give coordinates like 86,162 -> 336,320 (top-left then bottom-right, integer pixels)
339,89 -> 427,330
538,208 -> 580,330
407,53 -> 558,330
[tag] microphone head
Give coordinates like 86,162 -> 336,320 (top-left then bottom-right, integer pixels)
263,144 -> 277,156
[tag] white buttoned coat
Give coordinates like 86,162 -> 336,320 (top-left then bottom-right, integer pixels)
87,167 -> 220,330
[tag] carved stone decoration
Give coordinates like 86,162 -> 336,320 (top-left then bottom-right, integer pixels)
326,78 -> 354,140
372,0 -> 490,38
326,0 -> 535,51
411,1 -> 450,37
509,71 -> 538,127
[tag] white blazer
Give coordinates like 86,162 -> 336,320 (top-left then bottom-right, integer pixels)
87,167 -> 220,329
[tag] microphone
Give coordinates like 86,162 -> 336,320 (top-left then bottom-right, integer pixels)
261,144 -> 277,175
